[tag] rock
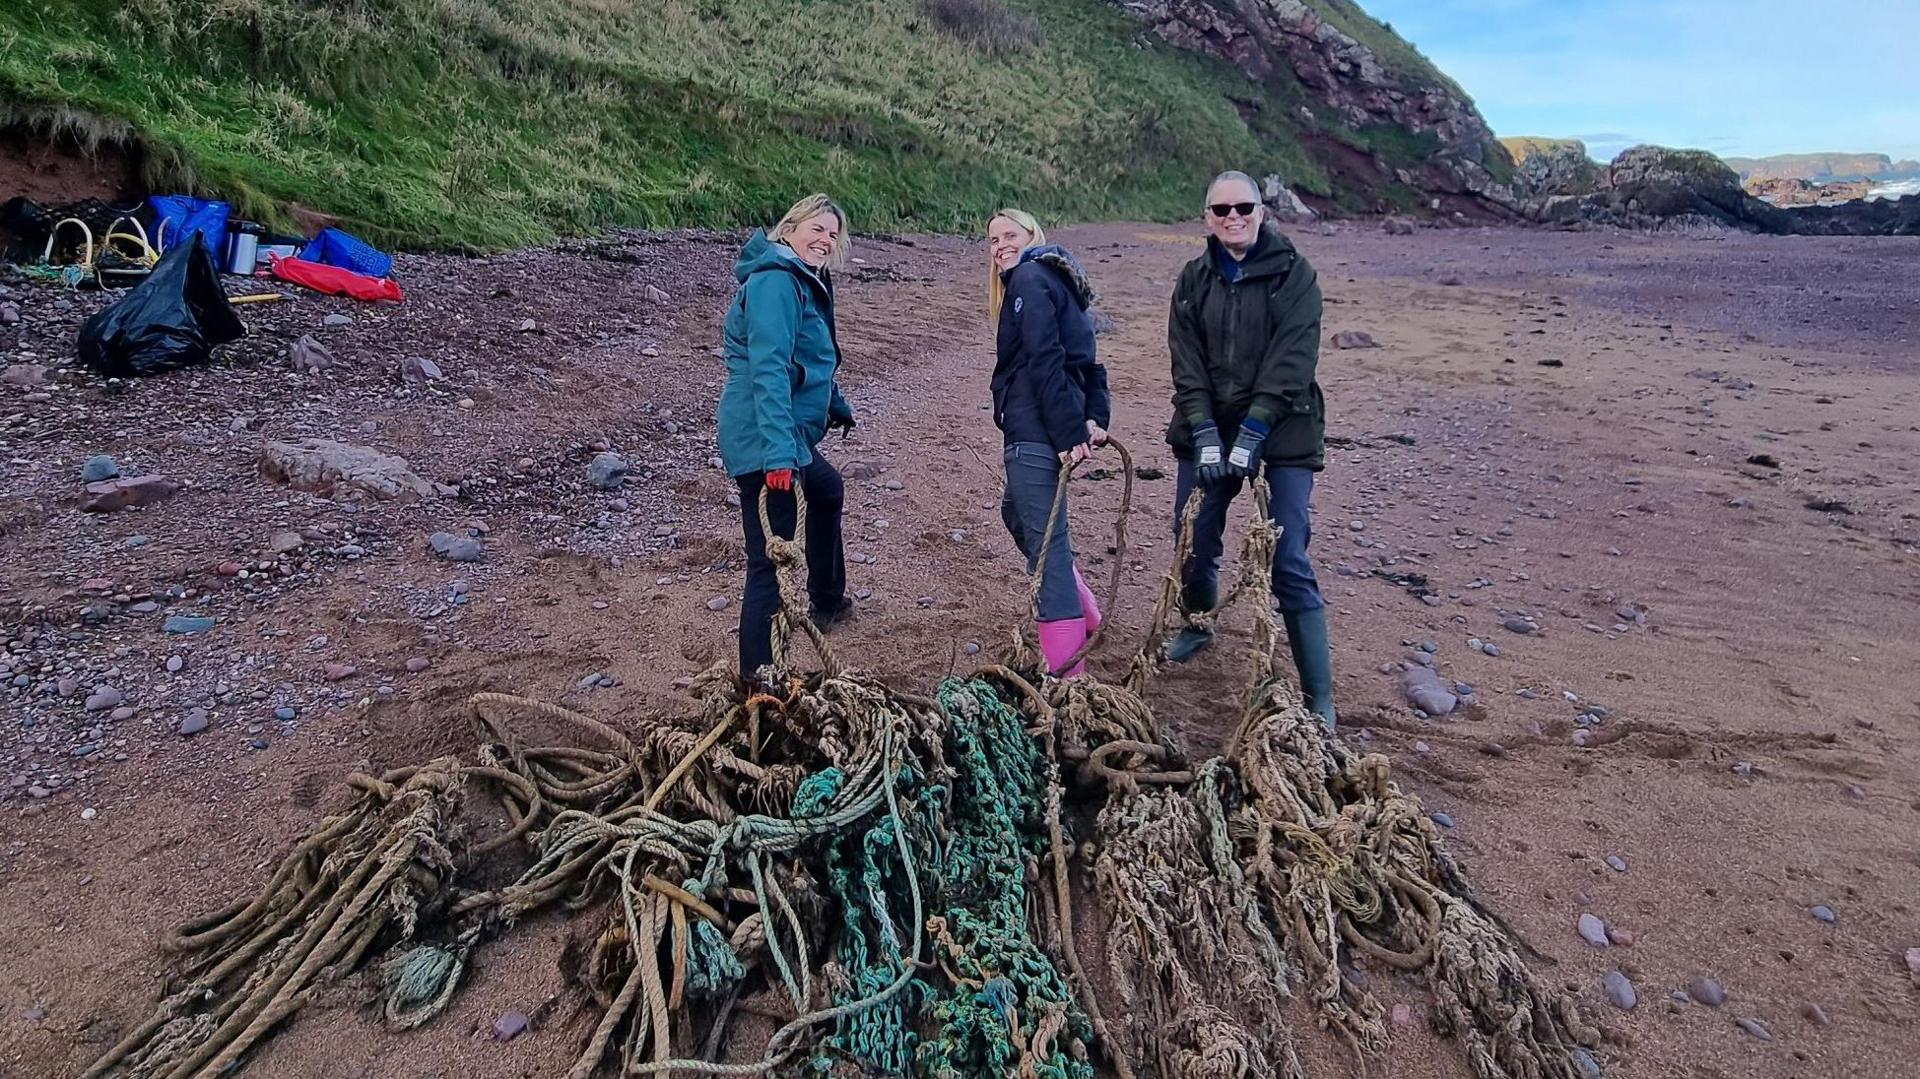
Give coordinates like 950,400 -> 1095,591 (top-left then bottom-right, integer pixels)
1689,977 -> 1728,1007
1261,174 -> 1318,221
1482,642 -> 1501,657
1402,666 -> 1457,716
1810,905 -> 1836,924
1383,217 -> 1416,236
80,455 -> 120,483
1437,273 -> 1464,286
399,355 -> 444,383
164,615 -> 216,635
1603,971 -> 1637,1010
1577,913 -> 1609,947
405,656 -> 432,673
289,335 -> 335,373
165,655 -> 185,673
644,284 -> 671,305
84,687 -> 124,712
428,532 -> 483,562
492,1009 -> 530,1041
323,313 -> 355,327
1505,137 -> 1602,200
260,439 -> 436,502
1906,947 -> 1920,981
517,318 -> 538,333
1608,927 -> 1636,947
1331,330 -> 1380,349
883,479 -> 905,490
251,737 -> 270,750
1429,811 -> 1455,829
1802,1002 -> 1829,1026
275,706 -> 298,720
1735,1017 -> 1773,1042
1605,855 -> 1627,872
587,452 -> 630,489
82,475 -> 181,513
0,301 -> 17,325
0,363 -> 54,386
323,663 -> 356,682
178,709 -> 209,736
1389,1003 -> 1414,1031
1502,617 -> 1535,635
268,531 -> 306,555
706,596 -> 730,611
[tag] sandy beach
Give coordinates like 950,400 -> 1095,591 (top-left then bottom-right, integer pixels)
2,220 -> 1916,1078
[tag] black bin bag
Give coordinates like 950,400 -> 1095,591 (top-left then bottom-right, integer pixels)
77,233 -> 244,377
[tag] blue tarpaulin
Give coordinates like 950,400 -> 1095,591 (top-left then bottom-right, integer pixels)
149,195 -> 231,255
298,227 -> 392,278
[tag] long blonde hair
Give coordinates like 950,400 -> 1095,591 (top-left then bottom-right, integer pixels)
986,208 -> 1046,322
770,193 -> 851,272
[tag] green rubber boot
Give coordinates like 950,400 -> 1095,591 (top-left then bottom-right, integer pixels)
1283,607 -> 1337,730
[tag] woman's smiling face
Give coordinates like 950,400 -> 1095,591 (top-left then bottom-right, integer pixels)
988,215 -> 1033,273
783,211 -> 842,269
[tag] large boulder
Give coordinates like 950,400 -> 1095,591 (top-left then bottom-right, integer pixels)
1503,137 -> 1600,199
259,439 -> 436,502
1604,145 -> 1750,219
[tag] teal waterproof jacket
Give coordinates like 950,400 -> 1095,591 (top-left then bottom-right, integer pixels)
716,231 -> 850,477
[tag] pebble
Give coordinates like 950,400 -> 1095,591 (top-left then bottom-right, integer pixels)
1735,1017 -> 1773,1042
84,686 -> 124,712
275,706 -> 298,721
706,596 -> 730,611
587,452 -> 629,489
324,313 -> 354,327
323,663 -> 356,682
1515,687 -> 1534,699
406,656 -> 432,673
1571,730 -> 1592,747
1689,977 -> 1728,1007
80,807 -> 98,821
1603,971 -> 1637,1010
428,532 -> 483,562
1572,1048 -> 1602,1079
963,641 -> 980,655
80,455 -> 121,483
1502,617 -> 1535,635
1608,927 -> 1636,947
1605,855 -> 1627,872
1732,761 -> 1754,777
883,479 -> 904,490
250,738 -> 270,750
1481,642 -> 1501,657
1429,811 -> 1455,829
1390,1003 -> 1414,1031
492,1009 -> 529,1041
1810,905 -> 1836,924
1801,1002 -> 1829,1026
110,707 -> 135,722
178,709 -> 209,736
1577,913 -> 1609,947
164,615 -> 216,635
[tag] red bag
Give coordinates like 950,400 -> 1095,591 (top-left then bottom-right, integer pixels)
269,255 -> 404,302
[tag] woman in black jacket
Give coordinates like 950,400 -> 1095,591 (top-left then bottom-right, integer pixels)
986,209 -> 1112,677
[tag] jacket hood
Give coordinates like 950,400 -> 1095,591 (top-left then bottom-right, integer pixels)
1203,221 -> 1298,280
1011,244 -> 1098,309
733,229 -> 826,286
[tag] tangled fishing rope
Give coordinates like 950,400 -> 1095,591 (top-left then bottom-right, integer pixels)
89,453 -> 1602,1079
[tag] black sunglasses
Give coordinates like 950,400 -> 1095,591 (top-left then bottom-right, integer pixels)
1207,202 -> 1259,218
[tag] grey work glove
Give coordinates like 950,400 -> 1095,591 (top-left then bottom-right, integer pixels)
1193,421 -> 1231,485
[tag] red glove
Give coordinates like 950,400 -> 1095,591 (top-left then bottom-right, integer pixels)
765,469 -> 793,492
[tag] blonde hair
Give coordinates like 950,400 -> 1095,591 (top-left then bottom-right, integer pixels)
986,208 -> 1046,322
770,193 -> 851,272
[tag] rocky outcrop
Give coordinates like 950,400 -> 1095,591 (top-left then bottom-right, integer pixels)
1525,145 -> 1920,236
1111,1 -> 1515,210
1746,176 -> 1874,206
1503,137 -> 1600,199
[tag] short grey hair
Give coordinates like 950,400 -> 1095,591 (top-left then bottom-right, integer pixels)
1205,170 -> 1262,204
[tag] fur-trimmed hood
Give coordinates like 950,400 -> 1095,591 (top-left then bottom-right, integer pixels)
1006,243 -> 1097,309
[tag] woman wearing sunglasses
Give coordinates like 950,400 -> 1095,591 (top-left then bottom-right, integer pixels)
1161,170 -> 1337,728
986,208 -> 1112,678
716,193 -> 858,679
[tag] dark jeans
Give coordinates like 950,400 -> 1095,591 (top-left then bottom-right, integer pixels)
1172,459 -> 1324,613
1000,442 -> 1083,622
736,456 -> 846,674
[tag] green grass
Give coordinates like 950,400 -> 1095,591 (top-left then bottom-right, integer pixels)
0,0 -> 1430,250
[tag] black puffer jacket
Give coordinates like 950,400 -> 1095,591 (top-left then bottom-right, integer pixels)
1164,223 -> 1325,471
992,245 -> 1111,452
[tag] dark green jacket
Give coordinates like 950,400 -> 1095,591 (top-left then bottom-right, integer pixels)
1164,224 -> 1325,471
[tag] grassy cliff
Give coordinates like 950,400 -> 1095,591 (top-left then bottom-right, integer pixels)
1,0 -> 1450,249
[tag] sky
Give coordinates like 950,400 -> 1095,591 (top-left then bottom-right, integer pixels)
1360,0 -> 1920,163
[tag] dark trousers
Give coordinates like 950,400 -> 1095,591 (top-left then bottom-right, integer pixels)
736,456 -> 846,674
999,442 -> 1083,622
1172,459 -> 1324,613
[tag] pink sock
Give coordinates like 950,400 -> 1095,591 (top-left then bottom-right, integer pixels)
1036,618 -> 1089,678
1072,566 -> 1102,635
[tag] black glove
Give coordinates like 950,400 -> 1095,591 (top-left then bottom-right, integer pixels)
1192,421 -> 1230,485
827,397 -> 855,438
1226,417 -> 1268,478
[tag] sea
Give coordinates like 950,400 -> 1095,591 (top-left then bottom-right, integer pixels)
1867,178 -> 1920,201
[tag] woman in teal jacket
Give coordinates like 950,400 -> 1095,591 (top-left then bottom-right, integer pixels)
717,194 -> 856,676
